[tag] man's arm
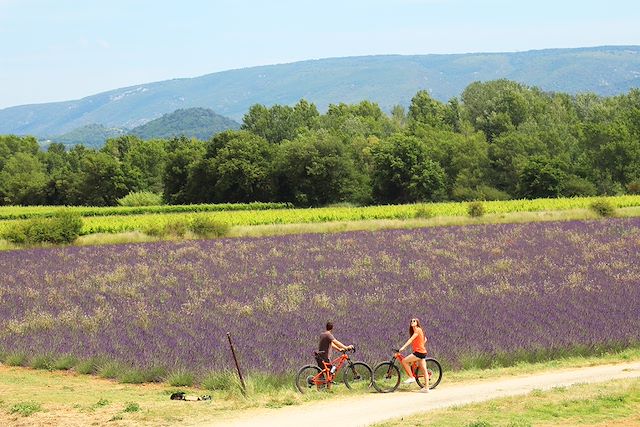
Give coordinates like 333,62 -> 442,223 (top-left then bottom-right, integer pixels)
332,339 -> 353,351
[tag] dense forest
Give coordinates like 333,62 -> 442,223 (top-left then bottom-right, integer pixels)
1,79 -> 639,207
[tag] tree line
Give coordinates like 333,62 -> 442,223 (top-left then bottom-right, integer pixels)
1,79 -> 639,207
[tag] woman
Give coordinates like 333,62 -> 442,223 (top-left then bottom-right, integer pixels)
398,317 -> 430,393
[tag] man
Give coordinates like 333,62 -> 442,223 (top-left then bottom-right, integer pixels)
316,321 -> 354,374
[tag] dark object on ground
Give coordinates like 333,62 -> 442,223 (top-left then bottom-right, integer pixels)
170,391 -> 212,401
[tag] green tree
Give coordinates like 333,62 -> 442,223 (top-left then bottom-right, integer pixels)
241,99 -> 319,144
0,152 -> 48,205
461,79 -> 535,141
163,136 -> 206,204
122,138 -> 167,193
408,90 -> 449,129
371,134 -> 446,203
76,151 -> 128,206
0,135 -> 40,170
189,131 -> 275,203
516,155 -> 569,198
274,130 -> 370,206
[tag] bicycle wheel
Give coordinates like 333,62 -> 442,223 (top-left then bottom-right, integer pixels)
343,361 -> 373,391
295,365 -> 324,393
372,362 -> 401,393
415,358 -> 443,389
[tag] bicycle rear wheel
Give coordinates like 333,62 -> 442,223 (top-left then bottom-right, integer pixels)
295,365 -> 324,393
343,361 -> 373,391
372,362 -> 400,393
415,358 -> 443,389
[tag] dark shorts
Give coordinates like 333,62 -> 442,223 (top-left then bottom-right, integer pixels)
314,352 -> 331,369
413,352 -> 427,359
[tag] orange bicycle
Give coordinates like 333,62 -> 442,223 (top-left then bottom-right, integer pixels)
372,348 -> 442,393
295,347 -> 372,393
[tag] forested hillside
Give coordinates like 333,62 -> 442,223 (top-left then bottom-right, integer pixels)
1,46 -> 639,137
48,108 -> 240,147
129,108 -> 240,141
1,79 -> 639,207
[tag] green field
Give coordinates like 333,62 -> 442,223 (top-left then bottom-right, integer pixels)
0,195 -> 638,237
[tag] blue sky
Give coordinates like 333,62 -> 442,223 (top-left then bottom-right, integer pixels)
1,0 -> 640,109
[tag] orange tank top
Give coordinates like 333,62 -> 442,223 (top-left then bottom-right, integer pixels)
411,327 -> 427,354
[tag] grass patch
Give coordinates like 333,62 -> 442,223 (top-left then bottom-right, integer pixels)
53,355 -> 78,370
9,401 -> 42,417
97,360 -> 122,379
166,369 -> 195,387
123,402 -> 141,413
74,356 -> 106,375
5,353 -> 28,367
375,377 -> 640,427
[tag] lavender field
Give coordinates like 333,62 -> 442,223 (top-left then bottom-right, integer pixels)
1,218 -> 639,376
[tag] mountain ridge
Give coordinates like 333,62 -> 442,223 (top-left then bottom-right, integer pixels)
2,45 -> 640,137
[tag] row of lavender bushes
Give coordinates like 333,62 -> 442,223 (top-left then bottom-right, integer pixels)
1,216 -> 638,390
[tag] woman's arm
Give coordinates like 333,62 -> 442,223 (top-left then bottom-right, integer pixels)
399,332 -> 419,352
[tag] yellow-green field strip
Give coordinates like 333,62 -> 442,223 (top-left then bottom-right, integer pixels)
0,195 -> 638,236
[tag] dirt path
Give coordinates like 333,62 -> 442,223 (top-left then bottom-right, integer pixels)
205,361 -> 640,427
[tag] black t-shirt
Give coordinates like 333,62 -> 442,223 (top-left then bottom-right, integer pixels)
318,331 -> 336,358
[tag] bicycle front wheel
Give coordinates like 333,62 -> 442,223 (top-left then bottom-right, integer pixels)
343,361 -> 373,391
415,358 -> 443,389
295,365 -> 324,393
372,362 -> 400,393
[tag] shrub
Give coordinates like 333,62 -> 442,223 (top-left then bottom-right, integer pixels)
467,201 -> 485,218
2,211 -> 82,245
627,180 -> 640,195
189,216 -> 230,238
414,205 -> 434,219
117,191 -> 163,207
589,199 -> 616,217
143,223 -> 165,237
163,220 -> 188,237
561,176 -> 597,197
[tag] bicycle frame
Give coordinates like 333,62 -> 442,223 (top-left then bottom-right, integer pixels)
310,351 -> 352,386
390,352 -> 432,381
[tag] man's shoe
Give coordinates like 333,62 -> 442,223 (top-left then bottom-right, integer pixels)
403,377 -> 417,384
419,387 -> 431,393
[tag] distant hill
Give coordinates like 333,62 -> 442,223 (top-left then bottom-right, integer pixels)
46,108 -> 240,147
47,123 -> 127,148
129,107 -> 240,141
2,45 -> 640,137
